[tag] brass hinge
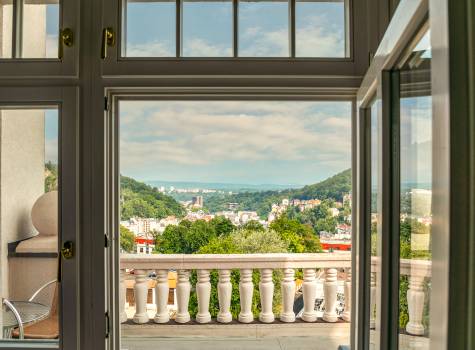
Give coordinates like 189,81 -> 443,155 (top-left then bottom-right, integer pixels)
105,234 -> 111,248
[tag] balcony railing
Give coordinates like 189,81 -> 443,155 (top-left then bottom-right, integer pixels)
369,258 -> 432,336
119,253 -> 431,336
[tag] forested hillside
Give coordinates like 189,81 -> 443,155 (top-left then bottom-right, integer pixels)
120,175 -> 185,220
204,169 -> 351,217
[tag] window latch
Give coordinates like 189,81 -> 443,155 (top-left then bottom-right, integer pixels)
58,28 -> 74,60
101,27 -> 115,60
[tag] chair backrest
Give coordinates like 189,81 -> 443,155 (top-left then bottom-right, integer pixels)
49,283 -> 59,318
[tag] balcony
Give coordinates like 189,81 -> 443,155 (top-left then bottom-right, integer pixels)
119,253 -> 430,350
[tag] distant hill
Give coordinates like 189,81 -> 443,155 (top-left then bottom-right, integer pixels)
146,180 -> 302,192
289,168 -> 352,201
120,176 -> 185,220
203,169 -> 352,217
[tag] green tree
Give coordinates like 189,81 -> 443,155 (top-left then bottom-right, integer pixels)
241,220 -> 265,232
156,222 -> 188,254
209,216 -> 234,236
120,225 -> 135,253
156,220 -> 217,254
270,216 -> 322,253
191,228 -> 287,319
45,162 -> 58,193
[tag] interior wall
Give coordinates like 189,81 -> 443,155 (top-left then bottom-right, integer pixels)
0,110 -> 45,298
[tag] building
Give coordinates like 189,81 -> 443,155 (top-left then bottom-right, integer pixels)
191,195 -> 203,208
135,233 -> 155,255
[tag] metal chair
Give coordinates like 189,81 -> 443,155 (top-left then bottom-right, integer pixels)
2,298 -> 24,339
11,279 -> 59,339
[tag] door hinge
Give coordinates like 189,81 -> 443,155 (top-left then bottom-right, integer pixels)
105,312 -> 110,338
104,96 -> 109,111
105,234 -> 111,248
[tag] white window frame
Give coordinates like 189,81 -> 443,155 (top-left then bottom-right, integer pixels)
102,87 -> 357,350
0,0 -> 79,77
100,0 -> 373,78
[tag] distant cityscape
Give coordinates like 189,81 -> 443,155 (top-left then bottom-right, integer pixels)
120,173 -> 433,256
121,181 -> 353,255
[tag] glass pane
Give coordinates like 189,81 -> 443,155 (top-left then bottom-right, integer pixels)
118,101 -> 352,348
123,0 -> 175,57
0,108 -> 59,344
182,0 -> 233,57
238,0 -> 289,57
22,0 -> 59,58
0,0 -> 13,58
296,0 -> 346,57
370,99 -> 380,348
398,30 -> 431,350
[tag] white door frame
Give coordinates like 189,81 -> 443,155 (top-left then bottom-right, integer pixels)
0,87 -> 79,350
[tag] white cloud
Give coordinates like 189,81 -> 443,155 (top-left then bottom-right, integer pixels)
119,101 -> 352,182
125,41 -> 174,57
45,138 -> 58,163
182,38 -> 232,57
239,14 -> 345,57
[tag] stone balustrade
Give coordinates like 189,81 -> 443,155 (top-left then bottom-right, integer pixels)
119,253 -> 431,337
120,253 -> 351,325
370,257 -> 432,336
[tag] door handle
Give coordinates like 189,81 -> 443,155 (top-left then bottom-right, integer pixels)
101,27 -> 115,59
61,241 -> 74,260
58,28 -> 74,60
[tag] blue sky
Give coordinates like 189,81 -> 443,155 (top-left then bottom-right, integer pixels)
45,4 -> 59,57
45,109 -> 58,163
124,0 -> 346,57
119,101 -> 352,185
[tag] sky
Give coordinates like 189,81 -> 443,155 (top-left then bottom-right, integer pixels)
45,109 -> 58,163
119,101 -> 352,185
124,0 -> 346,57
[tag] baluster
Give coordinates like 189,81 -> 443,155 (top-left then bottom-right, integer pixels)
120,269 -> 128,323
322,268 -> 338,322
133,270 -> 149,324
196,269 -> 212,323
342,268 -> 351,322
217,269 -> 232,323
280,268 -> 296,322
175,270 -> 191,323
370,272 -> 376,329
406,275 -> 425,335
259,269 -> 274,323
301,268 -> 317,322
239,269 -> 254,323
154,270 -> 170,323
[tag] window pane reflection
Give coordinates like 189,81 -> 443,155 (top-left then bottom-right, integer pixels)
0,0 -> 13,58
370,99 -> 380,348
0,108 -> 59,343
22,0 -> 59,58
398,30 -> 432,350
